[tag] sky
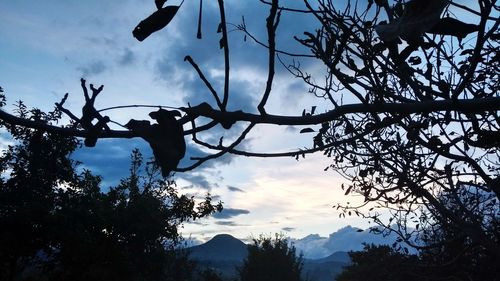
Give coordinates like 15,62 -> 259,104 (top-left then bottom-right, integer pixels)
0,0 -> 478,256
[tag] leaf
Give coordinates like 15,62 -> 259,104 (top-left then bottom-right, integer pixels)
408,56 -> 422,65
127,110 -> 185,177
300,128 -> 315,134
155,0 -> 167,9
438,80 -> 450,96
460,49 -> 474,56
428,17 -> 479,40
374,1 -> 448,42
133,5 -> 181,41
310,106 -> 316,115
359,169 -> 368,178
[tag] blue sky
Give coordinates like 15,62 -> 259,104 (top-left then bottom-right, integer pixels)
2,0 -> 480,250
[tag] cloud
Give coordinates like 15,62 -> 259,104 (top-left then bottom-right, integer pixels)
227,185 -> 245,192
212,208 -> 250,219
179,142 -> 239,171
215,221 -> 241,226
323,226 -> 401,253
282,227 -> 295,232
290,226 -> 405,259
181,236 -> 204,247
77,60 -> 107,77
72,138 -> 151,187
180,173 -> 212,190
118,48 -> 135,66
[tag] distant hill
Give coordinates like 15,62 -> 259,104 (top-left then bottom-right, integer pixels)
188,234 -> 350,281
308,251 -> 351,264
303,252 -> 350,281
189,234 -> 248,261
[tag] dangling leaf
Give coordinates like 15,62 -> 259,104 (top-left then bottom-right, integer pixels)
219,38 -> 225,49
428,17 -> 479,40
155,0 -> 167,10
300,128 -> 315,133
133,5 -> 181,42
125,110 -> 186,177
408,56 -> 422,65
374,0 -> 448,43
148,109 -> 186,177
196,0 -> 203,39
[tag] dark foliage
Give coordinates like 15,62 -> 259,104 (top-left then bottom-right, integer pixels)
0,100 -> 221,281
337,245 -> 420,281
238,234 -> 304,281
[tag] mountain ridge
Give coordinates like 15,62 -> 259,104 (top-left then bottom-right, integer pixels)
188,234 -> 350,281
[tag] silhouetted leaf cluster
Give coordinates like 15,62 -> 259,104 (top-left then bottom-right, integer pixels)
126,109 -> 186,177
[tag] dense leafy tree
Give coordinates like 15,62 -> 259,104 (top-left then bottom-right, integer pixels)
336,244 -> 420,281
197,269 -> 225,281
0,99 -> 221,281
238,234 -> 304,281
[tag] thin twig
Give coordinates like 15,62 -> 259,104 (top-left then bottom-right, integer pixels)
184,55 -> 223,109
257,0 -> 280,115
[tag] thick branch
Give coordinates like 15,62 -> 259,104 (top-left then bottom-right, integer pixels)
2,97 -> 499,139
184,97 -> 500,126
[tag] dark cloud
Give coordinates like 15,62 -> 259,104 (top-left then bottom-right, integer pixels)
72,138 -> 152,187
84,36 -> 116,48
227,185 -> 245,193
155,1 -> 321,100
119,48 -> 135,66
212,208 -> 250,219
214,221 -> 240,226
180,173 -> 212,190
77,60 -> 107,77
214,220 -> 249,227
282,227 -> 295,232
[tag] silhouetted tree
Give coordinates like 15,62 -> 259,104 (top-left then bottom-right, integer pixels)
239,234 -> 304,281
336,244 -> 420,281
197,269 -> 225,281
0,100 -> 221,281
0,0 -> 499,274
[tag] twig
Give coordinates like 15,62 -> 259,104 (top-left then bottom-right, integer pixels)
218,0 -> 230,110
184,56 -> 223,109
257,0 -> 280,115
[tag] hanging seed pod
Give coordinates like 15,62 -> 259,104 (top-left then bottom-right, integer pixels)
133,5 -> 181,41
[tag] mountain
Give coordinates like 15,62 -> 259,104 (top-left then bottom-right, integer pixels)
309,251 -> 351,264
188,234 -> 248,279
189,234 -> 248,261
188,234 -> 349,281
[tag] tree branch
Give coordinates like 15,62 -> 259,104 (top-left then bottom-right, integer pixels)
2,97 -> 499,139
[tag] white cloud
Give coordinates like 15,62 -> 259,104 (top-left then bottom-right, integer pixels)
291,226 -> 404,259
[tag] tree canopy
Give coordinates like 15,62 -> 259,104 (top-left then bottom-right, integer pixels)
0,102 -> 221,280
239,234 -> 304,281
